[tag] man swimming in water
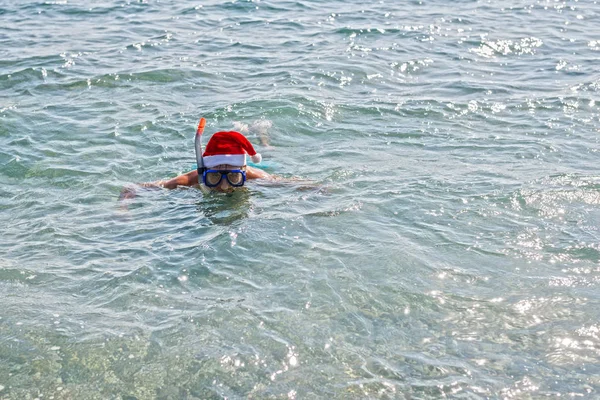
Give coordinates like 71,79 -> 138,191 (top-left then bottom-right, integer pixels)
119,119 -> 273,199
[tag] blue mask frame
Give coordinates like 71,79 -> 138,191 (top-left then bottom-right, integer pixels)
202,169 -> 247,187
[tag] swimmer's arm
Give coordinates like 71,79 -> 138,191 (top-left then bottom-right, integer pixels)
162,166 -> 269,185
246,165 -> 272,180
245,168 -> 322,191
118,170 -> 199,200
119,167 -> 272,200
164,166 -> 271,184
158,170 -> 199,189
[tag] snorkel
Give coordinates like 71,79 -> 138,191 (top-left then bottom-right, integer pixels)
195,117 -> 207,176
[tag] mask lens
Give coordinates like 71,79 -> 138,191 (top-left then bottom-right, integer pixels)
205,171 -> 222,187
227,172 -> 244,186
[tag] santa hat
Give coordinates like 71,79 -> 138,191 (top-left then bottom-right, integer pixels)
202,131 -> 262,168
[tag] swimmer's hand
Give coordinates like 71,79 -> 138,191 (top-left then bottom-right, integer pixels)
118,181 -> 167,201
119,185 -> 137,201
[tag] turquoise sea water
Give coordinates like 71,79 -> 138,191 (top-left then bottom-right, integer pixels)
1,0 -> 600,398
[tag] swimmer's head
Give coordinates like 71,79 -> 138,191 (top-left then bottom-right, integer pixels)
200,130 -> 260,192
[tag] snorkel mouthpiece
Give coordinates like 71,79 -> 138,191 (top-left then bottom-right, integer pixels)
195,117 -> 207,175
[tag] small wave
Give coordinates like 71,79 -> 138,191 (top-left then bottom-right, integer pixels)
334,26 -> 405,36
470,37 -> 543,58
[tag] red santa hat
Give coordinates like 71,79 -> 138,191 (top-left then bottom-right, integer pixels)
202,131 -> 262,168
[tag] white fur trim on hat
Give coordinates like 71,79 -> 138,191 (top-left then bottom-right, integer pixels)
203,154 -> 246,168
251,153 -> 262,164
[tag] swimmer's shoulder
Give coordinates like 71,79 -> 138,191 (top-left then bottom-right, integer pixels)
246,165 -> 272,180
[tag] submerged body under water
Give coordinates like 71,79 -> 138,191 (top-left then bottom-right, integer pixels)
1,0 -> 600,398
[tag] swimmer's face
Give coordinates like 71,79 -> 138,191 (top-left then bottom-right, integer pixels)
202,164 -> 247,193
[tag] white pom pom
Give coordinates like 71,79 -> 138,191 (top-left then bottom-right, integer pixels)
251,153 -> 262,163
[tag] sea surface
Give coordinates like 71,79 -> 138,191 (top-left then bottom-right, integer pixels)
1,0 -> 600,398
